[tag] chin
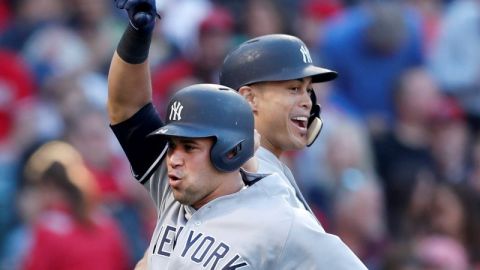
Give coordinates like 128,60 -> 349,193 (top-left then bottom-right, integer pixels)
288,134 -> 308,149
282,140 -> 306,151
173,192 -> 188,205
292,141 -> 307,150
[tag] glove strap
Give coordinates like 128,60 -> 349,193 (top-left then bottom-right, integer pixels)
116,23 -> 153,64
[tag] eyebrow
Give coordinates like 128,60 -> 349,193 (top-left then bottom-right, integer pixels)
176,138 -> 200,145
287,78 -> 311,84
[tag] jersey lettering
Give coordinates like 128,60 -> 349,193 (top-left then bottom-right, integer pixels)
203,243 -> 229,269
222,255 -> 248,270
173,226 -> 184,249
153,226 -> 249,269
158,225 -> 177,256
191,236 -> 215,263
182,230 -> 203,257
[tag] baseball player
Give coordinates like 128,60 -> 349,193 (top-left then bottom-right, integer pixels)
219,33 -> 337,215
109,0 -> 367,269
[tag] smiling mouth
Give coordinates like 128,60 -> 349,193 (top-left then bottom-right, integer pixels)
291,116 -> 308,130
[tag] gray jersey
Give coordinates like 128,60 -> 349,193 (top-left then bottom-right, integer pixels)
256,147 -> 314,214
111,104 -> 366,269
142,158 -> 367,270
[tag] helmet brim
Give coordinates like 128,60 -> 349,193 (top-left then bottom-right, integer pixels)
250,65 -> 338,86
148,123 -> 215,139
308,66 -> 338,83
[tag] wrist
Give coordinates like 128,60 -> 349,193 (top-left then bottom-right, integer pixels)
116,23 -> 153,64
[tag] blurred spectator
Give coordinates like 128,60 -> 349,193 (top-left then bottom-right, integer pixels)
320,2 -> 424,130
0,49 -> 36,258
159,0 -> 212,55
22,25 -> 91,86
151,6 -> 233,110
406,0 -> 444,53
212,0 -> 298,39
64,106 -> 155,263
381,241 -> 420,270
294,0 -> 343,63
469,134 -> 480,192
242,0 -> 288,39
429,0 -> 480,135
373,67 -> 439,237
429,98 -> 471,183
0,0 -> 11,33
0,0 -> 66,51
414,235 -> 470,270
427,182 -> 480,266
331,178 -> 387,269
294,101 -> 377,227
67,0 -> 124,74
381,235 -> 471,270
0,50 -> 35,145
18,141 -> 130,270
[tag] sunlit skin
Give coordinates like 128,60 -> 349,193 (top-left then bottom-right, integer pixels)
166,137 -> 245,209
239,77 -> 313,157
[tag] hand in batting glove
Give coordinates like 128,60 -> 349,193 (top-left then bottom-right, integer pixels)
115,0 -> 157,32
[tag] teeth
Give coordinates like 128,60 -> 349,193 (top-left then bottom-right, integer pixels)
291,116 -> 308,121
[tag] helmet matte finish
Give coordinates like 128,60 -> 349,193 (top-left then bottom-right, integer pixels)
220,34 -> 337,90
150,84 -> 255,172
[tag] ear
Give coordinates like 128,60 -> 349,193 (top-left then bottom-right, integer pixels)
238,86 -> 258,111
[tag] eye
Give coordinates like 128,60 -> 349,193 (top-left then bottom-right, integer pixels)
307,88 -> 314,95
184,144 -> 196,152
289,87 -> 300,93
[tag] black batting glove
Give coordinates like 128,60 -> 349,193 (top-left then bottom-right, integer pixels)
115,0 -> 157,32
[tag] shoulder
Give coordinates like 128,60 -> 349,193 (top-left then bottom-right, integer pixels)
279,210 -> 367,269
237,180 -> 297,223
256,154 -> 287,181
251,172 -> 294,194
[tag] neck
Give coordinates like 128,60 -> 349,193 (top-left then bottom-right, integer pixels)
192,171 -> 245,209
260,137 -> 283,158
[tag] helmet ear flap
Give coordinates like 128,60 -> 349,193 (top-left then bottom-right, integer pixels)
210,139 -> 253,172
307,90 -> 323,147
307,116 -> 323,147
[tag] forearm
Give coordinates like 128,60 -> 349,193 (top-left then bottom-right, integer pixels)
108,4 -> 156,125
108,50 -> 152,124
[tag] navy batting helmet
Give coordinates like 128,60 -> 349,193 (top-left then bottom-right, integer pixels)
219,34 -> 337,90
149,84 -> 254,172
219,34 -> 337,147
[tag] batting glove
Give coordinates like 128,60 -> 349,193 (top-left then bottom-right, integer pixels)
115,0 -> 157,32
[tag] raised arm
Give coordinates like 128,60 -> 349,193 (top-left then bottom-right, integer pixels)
108,0 -> 157,124
108,0 -> 167,182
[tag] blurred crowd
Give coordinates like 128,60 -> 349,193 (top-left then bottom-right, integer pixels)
0,0 -> 479,269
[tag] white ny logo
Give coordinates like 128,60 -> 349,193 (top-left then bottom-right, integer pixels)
169,101 -> 183,121
300,45 -> 312,64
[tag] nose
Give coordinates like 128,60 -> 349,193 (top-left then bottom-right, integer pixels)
167,149 -> 184,168
299,89 -> 312,111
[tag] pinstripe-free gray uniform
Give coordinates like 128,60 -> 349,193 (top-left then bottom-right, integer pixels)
141,157 -> 367,270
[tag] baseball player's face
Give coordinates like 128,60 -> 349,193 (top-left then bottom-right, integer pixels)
166,137 -> 225,209
250,77 -> 313,154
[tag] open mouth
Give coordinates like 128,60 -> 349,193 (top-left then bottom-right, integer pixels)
169,175 -> 181,181
168,174 -> 182,187
290,116 -> 308,131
